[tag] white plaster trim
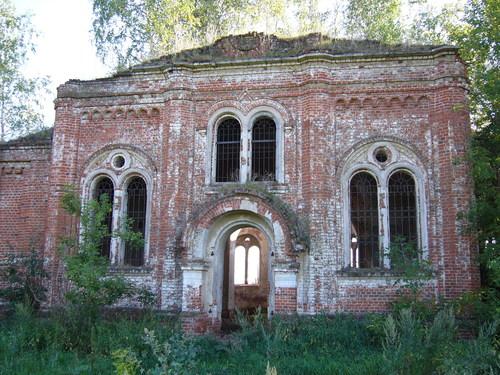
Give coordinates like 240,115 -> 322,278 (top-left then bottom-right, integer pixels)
341,141 -> 429,269
205,105 -> 285,185
81,148 -> 155,267
120,172 -> 153,266
187,210 -> 283,318
275,271 -> 297,288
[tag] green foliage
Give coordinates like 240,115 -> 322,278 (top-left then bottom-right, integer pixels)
0,249 -> 47,310
0,307 -> 177,374
91,0 -> 334,68
451,0 -> 500,311
345,0 -> 403,43
383,308 -> 456,375
0,0 -> 49,142
112,348 -> 141,375
1,309 -> 498,374
383,307 -> 500,374
440,321 -> 500,374
59,186 -> 144,317
386,238 -> 434,312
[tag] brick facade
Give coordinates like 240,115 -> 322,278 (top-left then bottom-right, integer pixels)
0,33 -> 479,327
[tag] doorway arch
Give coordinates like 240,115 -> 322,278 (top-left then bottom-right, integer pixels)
180,193 -> 300,329
206,211 -> 275,321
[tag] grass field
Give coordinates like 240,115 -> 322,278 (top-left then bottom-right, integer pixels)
0,305 -> 497,375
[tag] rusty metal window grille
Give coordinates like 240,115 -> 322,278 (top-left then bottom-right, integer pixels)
216,118 -> 241,182
350,172 -> 380,268
94,177 -> 114,259
125,177 -> 147,266
251,117 -> 276,181
389,171 -> 417,245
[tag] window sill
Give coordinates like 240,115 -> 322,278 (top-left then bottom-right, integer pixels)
108,266 -> 153,276
204,182 -> 289,195
235,284 -> 260,288
337,267 -> 402,279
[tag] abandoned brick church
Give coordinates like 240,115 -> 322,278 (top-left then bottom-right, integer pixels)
0,33 -> 479,331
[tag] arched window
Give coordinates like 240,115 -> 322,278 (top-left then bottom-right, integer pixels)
251,117 -> 276,181
234,235 -> 260,285
125,177 -> 147,266
216,118 -> 241,182
234,245 -> 246,285
350,172 -> 379,268
94,177 -> 114,259
247,245 -> 260,284
389,171 -> 417,245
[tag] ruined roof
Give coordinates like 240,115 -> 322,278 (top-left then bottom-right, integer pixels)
0,128 -> 53,149
122,32 -> 455,74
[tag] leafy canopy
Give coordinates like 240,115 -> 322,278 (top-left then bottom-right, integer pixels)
91,0 -> 329,68
59,186 -> 143,311
0,0 -> 48,142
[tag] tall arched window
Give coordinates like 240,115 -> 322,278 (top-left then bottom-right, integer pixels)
389,171 -> 417,245
216,118 -> 241,182
234,234 -> 260,285
251,117 -> 276,181
94,177 -> 114,259
350,172 -> 379,268
125,177 -> 147,266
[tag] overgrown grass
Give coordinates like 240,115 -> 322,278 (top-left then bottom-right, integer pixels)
0,305 -> 498,375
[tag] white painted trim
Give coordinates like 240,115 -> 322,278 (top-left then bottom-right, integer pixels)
206,106 -> 285,185
120,172 -> 153,266
81,147 -> 155,267
341,141 -> 429,269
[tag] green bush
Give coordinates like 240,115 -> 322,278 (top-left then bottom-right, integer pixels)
0,249 -> 48,310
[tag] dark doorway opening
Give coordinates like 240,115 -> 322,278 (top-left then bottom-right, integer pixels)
221,227 -> 269,331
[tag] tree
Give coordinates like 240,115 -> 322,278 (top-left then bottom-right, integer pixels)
344,0 -> 403,44
0,0 -> 48,142
451,0 -> 499,297
91,0 -> 258,69
59,186 -> 144,319
91,0 -> 330,69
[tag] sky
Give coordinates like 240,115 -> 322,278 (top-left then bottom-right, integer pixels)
12,0 -> 459,128
13,0 -> 108,127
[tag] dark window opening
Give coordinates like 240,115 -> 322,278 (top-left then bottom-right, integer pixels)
350,172 -> 379,268
94,177 -> 114,259
125,177 -> 147,266
216,118 -> 241,182
374,148 -> 389,163
112,155 -> 125,168
389,171 -> 418,246
251,117 -> 276,181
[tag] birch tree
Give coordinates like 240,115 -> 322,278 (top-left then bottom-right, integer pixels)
0,0 -> 48,142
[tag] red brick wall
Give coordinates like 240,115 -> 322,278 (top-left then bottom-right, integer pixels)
0,36 -> 479,316
275,287 -> 297,313
0,144 -> 51,257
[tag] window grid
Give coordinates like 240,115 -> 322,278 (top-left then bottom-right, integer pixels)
216,118 -> 241,182
350,172 -> 380,268
125,177 -> 147,266
94,177 -> 114,259
389,171 -> 418,245
252,118 -> 276,181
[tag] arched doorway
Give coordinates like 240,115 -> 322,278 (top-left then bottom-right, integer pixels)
180,194 -> 298,332
222,226 -> 270,328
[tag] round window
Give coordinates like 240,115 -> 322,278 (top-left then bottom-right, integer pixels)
112,154 -> 126,169
374,147 -> 390,164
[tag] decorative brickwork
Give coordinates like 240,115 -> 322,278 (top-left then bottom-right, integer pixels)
0,33 -> 479,329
